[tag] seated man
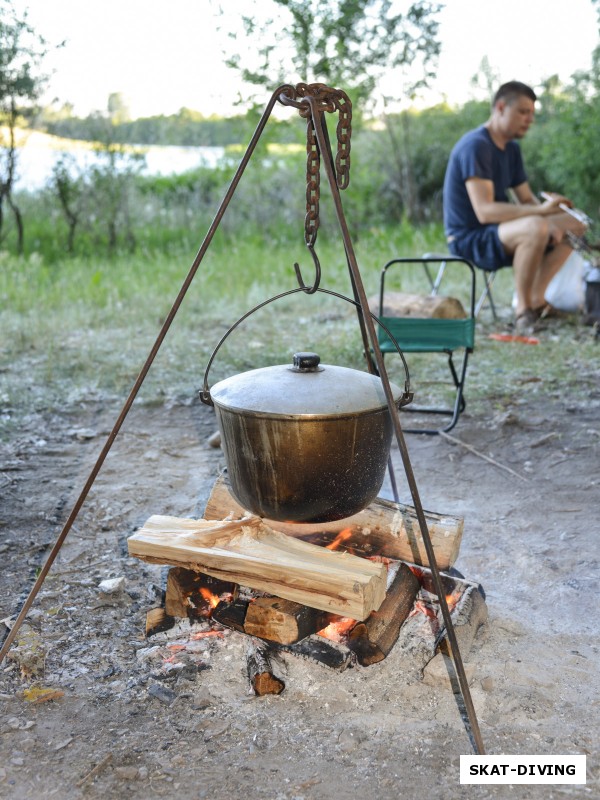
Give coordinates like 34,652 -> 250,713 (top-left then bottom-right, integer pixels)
443,80 -> 587,332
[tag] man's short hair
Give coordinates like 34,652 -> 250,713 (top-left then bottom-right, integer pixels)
492,81 -> 537,107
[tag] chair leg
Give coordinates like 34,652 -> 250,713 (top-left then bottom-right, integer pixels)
475,271 -> 498,319
421,253 -> 448,296
400,350 -> 470,435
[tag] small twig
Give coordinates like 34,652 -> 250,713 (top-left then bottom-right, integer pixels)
439,431 -> 529,482
76,753 -> 112,788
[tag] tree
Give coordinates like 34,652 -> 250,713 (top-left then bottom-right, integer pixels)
219,0 -> 442,115
0,0 -> 53,250
108,92 -> 131,125
86,115 -> 146,253
523,57 -> 600,215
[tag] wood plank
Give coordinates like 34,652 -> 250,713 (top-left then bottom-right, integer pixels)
128,515 -> 387,621
203,473 -> 462,569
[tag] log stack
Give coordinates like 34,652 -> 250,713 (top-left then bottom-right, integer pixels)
128,473 -> 470,686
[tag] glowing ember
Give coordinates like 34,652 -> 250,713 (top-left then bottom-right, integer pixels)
367,555 -> 394,566
409,587 -> 463,620
409,599 -> 437,620
325,528 -> 353,551
317,616 -> 357,643
190,630 -> 225,640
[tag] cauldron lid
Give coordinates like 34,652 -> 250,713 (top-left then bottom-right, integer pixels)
209,352 -> 404,417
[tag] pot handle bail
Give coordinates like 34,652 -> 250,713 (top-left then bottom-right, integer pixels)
199,286 -> 412,407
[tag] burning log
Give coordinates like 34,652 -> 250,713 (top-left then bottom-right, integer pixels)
128,515 -> 387,620
165,567 -> 235,619
244,597 -> 333,645
273,635 -> 354,672
246,639 -> 285,696
436,584 -> 488,658
211,597 -> 249,633
203,473 -> 462,569
346,562 -> 421,665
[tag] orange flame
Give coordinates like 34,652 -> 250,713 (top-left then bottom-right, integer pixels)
317,616 -> 357,643
445,588 -> 462,613
325,528 -> 353,551
199,587 -> 220,609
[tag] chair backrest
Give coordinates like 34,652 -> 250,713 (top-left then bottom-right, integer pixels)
377,256 -> 476,354
377,316 -> 475,354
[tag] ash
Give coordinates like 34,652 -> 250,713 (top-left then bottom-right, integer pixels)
1,399 -> 599,799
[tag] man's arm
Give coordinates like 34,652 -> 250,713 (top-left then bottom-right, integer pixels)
465,178 -> 569,224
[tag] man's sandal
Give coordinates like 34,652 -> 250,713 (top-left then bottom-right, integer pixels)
533,303 -> 565,320
515,308 -> 539,334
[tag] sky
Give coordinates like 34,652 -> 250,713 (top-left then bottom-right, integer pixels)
16,0 -> 600,119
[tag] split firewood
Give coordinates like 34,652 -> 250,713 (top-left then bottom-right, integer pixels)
246,639 -> 285,696
128,515 -> 387,620
145,607 -> 175,637
347,562 -> 420,666
243,597 -> 333,645
203,473 -> 462,569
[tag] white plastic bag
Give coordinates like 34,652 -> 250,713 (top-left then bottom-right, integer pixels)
544,250 -> 586,312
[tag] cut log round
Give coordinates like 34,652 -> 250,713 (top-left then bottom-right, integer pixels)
246,639 -> 285,696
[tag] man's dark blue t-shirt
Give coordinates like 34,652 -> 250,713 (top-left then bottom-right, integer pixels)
443,126 -> 527,237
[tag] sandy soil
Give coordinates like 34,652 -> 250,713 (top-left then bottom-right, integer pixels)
1,389 -> 598,799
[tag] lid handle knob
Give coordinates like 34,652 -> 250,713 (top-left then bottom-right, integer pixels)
292,352 -> 321,372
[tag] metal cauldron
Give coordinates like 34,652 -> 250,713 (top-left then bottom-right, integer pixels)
202,351 -> 407,523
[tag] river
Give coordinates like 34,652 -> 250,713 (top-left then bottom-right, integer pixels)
10,131 -> 227,191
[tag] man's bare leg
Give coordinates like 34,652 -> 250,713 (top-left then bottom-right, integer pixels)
530,241 -> 573,309
499,212 -> 586,316
499,216 -> 550,316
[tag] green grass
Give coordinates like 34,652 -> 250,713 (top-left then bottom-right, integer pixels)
1,223 -> 598,437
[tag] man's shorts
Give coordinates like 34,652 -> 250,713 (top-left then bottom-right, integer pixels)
448,226 -> 512,272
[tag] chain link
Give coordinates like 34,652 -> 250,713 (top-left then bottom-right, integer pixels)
279,83 -> 352,246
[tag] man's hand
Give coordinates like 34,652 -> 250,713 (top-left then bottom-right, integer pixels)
539,191 -> 573,213
541,191 -> 589,236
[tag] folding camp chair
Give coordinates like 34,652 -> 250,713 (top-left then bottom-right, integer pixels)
421,251 -> 500,319
376,256 -> 476,435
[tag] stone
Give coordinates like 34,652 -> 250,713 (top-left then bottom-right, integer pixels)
147,684 -> 177,705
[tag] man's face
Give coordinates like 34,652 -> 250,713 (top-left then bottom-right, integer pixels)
496,95 -> 535,139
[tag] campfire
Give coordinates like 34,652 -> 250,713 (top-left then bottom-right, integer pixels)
128,473 -> 487,695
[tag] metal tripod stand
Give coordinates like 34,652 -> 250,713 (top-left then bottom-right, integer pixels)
0,82 -> 485,755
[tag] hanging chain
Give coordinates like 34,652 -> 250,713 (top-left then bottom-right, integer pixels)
279,83 -> 352,248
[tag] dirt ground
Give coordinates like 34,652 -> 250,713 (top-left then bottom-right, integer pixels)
1,382 -> 599,799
